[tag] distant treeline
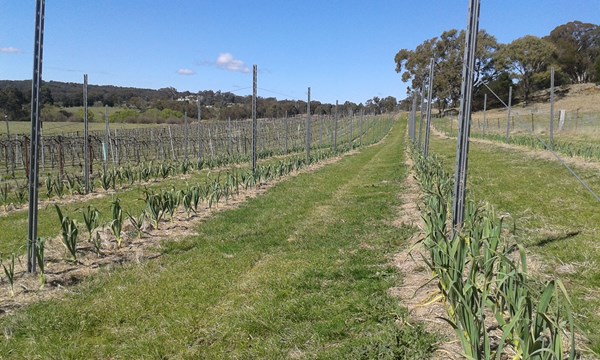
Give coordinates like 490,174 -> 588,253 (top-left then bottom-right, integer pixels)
0,80 -> 399,123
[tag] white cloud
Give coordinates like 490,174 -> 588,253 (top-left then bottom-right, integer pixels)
216,53 -> 250,73
177,68 -> 195,75
0,47 -> 21,54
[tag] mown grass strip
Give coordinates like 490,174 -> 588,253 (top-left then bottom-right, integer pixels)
0,120 -> 436,359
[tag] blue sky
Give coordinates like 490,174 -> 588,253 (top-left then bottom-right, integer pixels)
1,0 -> 599,104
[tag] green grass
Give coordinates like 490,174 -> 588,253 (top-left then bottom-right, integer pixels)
0,119 -> 437,359
2,120 -> 164,136
428,134 -> 600,354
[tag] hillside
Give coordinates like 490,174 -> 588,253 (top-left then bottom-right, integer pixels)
0,80 -> 395,122
472,82 -> 600,119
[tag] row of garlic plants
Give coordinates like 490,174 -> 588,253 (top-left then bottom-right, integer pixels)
5,127 -> 378,208
473,132 -> 600,162
434,117 -> 600,162
3,113 -> 390,208
1,144 -> 354,294
1,154 -> 244,210
411,146 -> 576,359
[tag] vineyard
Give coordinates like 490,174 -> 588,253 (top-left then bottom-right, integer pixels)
0,115 -> 380,184
0,113 -> 392,279
0,116 -> 438,359
3,0 -> 600,357
1,108 -> 600,357
0,113 -> 385,208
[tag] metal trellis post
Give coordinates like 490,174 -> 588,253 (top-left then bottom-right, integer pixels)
83,74 -> 89,194
550,66 -> 555,148
451,0 -> 480,230
27,0 -> 45,273
252,65 -> 257,172
506,86 -> 512,143
306,87 -> 311,162
423,58 -> 435,158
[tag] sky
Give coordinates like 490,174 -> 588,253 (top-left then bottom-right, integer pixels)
1,0 -> 599,105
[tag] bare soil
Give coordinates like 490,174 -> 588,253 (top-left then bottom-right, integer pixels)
388,151 -> 464,359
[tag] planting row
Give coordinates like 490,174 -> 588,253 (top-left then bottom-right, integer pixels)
411,146 -> 577,359
0,134 -> 377,297
1,154 -> 249,211
0,114 -> 389,184
431,115 -> 600,162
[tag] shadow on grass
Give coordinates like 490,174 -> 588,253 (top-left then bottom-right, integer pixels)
532,230 -> 581,248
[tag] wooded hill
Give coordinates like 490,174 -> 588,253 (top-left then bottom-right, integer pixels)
0,80 -> 397,123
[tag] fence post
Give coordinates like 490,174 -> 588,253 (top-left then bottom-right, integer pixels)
319,113 -> 323,148
285,112 -> 289,154
359,110 -> 363,145
40,125 -> 45,172
409,93 -> 417,141
103,105 -> 109,172
227,116 -> 232,156
418,87 -> 425,148
197,95 -> 203,163
168,126 -> 175,160
349,113 -> 354,147
334,100 -> 338,151
5,115 -> 15,177
184,110 -> 189,160
483,93 -> 487,134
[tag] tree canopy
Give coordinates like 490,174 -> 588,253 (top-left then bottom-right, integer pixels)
546,21 -> 600,84
494,35 -> 556,104
395,29 -> 499,113
395,20 -> 600,111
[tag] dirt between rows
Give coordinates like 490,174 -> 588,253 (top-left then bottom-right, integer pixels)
0,152 -> 355,317
389,152 -> 464,360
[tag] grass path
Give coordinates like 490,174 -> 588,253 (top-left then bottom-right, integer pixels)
0,120 -> 436,359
